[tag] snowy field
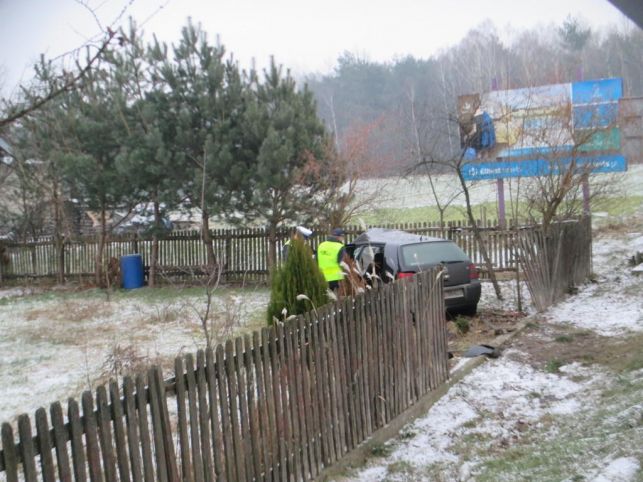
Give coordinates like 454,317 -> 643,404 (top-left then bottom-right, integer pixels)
0,287 -> 269,423
342,223 -> 643,481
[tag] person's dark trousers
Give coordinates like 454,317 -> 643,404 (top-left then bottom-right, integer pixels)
328,280 -> 340,292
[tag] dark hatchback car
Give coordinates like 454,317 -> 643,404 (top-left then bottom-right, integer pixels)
347,228 -> 481,315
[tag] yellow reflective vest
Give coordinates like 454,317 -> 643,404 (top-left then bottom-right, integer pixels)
317,240 -> 344,282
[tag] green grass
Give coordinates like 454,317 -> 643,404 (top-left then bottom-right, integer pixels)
545,359 -> 564,373
350,195 -> 643,226
555,334 -> 574,343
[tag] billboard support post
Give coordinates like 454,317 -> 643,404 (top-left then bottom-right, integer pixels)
497,177 -> 506,228
491,78 -> 506,229
582,177 -> 591,215
577,69 -> 592,216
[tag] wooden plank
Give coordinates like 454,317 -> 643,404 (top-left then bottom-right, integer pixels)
174,357 -> 193,482
252,331 -> 271,481
343,297 -> 360,449
215,345 -> 237,482
285,321 -> 306,480
330,302 -> 349,455
353,296 -> 368,443
81,391 -> 104,482
108,381 -> 131,482
224,340 -> 247,482
122,377 -> 143,482
271,325 -> 290,481
68,398 -> 88,482
205,348 -> 225,481
50,402 -> 73,482
298,316 -> 319,477
233,337 -> 254,481
323,304 -> 343,459
1,423 -> 19,482
243,334 -> 263,481
184,354 -> 204,482
147,368 -> 168,482
378,284 -> 390,425
307,311 -> 330,467
196,350 -> 215,481
262,327 -> 282,481
153,367 -> 179,481
35,407 -> 56,482
357,295 -> 372,437
135,374 -> 155,482
18,414 -> 38,482
96,386 -> 118,482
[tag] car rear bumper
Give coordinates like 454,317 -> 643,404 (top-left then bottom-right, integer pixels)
444,281 -> 481,309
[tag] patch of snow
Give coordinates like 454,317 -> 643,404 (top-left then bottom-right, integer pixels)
349,355 -> 600,481
0,289 -> 269,423
478,279 -> 533,314
590,457 -> 640,482
544,232 -> 643,336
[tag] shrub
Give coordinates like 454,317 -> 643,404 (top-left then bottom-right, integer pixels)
454,315 -> 470,335
266,237 -> 328,324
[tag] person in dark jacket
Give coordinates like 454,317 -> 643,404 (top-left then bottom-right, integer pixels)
317,228 -> 347,291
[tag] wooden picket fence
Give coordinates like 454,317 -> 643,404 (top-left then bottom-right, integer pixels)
0,269 -> 448,481
0,219 -> 521,282
517,217 -> 592,311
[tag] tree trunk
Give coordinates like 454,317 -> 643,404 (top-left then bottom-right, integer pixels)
201,209 -> 216,268
95,207 -> 107,287
52,182 -> 65,284
149,198 -> 160,288
267,222 -> 278,271
457,169 -> 503,300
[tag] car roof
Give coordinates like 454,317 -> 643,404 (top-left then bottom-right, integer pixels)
352,228 -> 445,246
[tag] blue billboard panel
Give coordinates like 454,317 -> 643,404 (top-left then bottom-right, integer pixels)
571,78 -> 622,104
573,103 -> 619,129
462,154 -> 627,181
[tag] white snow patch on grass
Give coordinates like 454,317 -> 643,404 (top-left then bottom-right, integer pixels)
0,288 -> 269,423
590,457 -> 640,482
545,232 -> 643,336
348,355 -> 600,481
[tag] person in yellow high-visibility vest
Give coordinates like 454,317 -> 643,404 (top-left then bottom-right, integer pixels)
317,228 -> 347,291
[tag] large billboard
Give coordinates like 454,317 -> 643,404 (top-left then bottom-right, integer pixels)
458,78 -> 626,180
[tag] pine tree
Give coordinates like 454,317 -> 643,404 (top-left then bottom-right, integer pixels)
266,237 -> 328,325
241,60 -> 331,268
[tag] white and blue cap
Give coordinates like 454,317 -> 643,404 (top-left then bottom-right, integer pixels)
296,226 -> 313,238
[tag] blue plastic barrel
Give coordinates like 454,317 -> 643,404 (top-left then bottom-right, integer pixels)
120,254 -> 144,289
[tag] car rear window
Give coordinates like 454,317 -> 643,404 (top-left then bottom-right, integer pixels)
401,241 -> 469,267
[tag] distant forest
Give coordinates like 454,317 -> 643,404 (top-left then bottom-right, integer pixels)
306,19 -> 643,175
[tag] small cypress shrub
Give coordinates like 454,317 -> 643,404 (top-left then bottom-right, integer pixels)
266,237 -> 328,324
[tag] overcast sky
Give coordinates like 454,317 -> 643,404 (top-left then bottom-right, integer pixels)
0,0 -> 636,97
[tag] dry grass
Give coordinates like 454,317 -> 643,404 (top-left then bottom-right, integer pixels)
447,309 -> 528,355
24,299 -> 114,323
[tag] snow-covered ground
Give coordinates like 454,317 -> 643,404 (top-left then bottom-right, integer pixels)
0,287 -> 269,423
343,224 -> 643,481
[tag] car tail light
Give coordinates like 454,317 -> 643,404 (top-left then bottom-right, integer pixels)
396,271 -> 415,280
469,263 -> 479,280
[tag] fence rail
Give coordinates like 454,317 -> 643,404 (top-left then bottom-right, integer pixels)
0,269 -> 448,481
1,220 -> 522,281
